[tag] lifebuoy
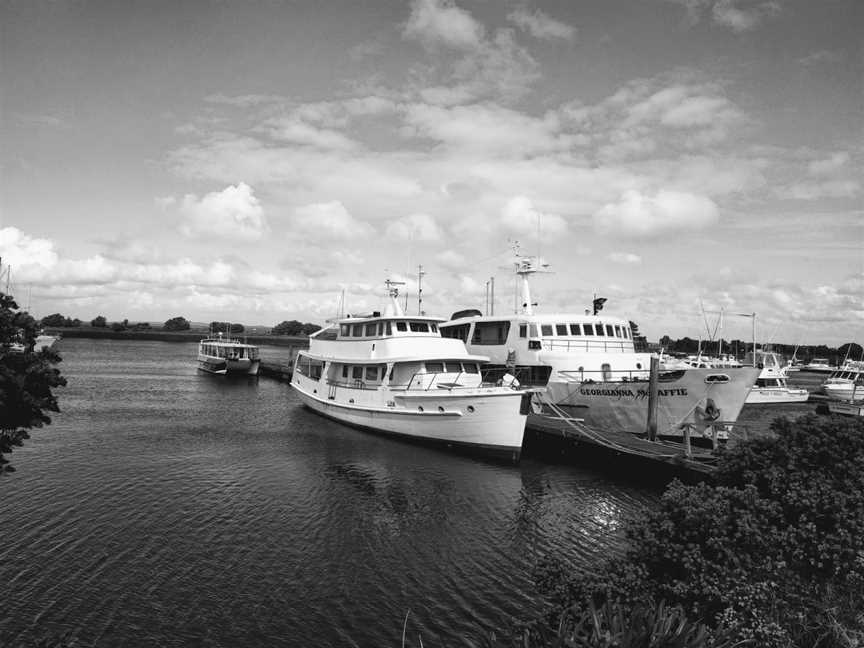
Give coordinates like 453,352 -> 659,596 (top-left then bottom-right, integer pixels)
703,398 -> 720,421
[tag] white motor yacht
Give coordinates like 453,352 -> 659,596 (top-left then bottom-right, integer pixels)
439,253 -> 759,443
821,365 -> 864,402
743,350 -> 809,404
197,333 -> 260,375
290,281 -> 530,462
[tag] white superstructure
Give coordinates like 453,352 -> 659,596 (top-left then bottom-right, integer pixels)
439,253 -> 759,441
743,350 -> 809,404
821,365 -> 864,402
197,334 -> 260,375
290,282 -> 529,462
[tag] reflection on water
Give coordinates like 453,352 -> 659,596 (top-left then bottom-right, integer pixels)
0,338 -> 659,647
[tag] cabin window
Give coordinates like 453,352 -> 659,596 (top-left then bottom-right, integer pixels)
601,363 -> 612,380
583,324 -> 595,335
342,365 -> 348,378
519,324 -> 527,338
377,323 -> 383,336
529,324 -> 538,337
606,324 -> 614,337
352,366 -> 363,380
396,321 -> 407,332
365,366 -> 378,381
409,321 -> 429,332
365,323 -> 377,336
310,362 -> 323,380
624,328 -> 630,339
431,323 -> 438,333
540,324 -> 553,336
569,323 -> 582,335
556,324 -> 568,336
471,321 -> 511,345
426,362 -> 444,373
614,325 -> 621,337
340,324 -> 349,337
463,362 -> 479,374
441,323 -> 470,342
386,322 -> 392,335
352,325 -> 363,337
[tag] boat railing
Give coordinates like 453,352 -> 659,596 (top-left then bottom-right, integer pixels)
541,339 -> 631,353
557,368 -> 652,383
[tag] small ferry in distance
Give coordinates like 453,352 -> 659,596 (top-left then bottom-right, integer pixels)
744,350 -> 809,404
197,332 -> 260,376
439,250 -> 759,443
290,280 -> 530,463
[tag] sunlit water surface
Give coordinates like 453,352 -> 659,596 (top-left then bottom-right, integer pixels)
6,338 -> 791,647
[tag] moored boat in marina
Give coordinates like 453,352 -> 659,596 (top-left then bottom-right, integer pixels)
439,252 -> 760,443
290,281 -> 530,462
821,364 -> 864,403
197,333 -> 260,375
744,350 -> 810,404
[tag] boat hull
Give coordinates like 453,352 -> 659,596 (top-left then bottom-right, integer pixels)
197,356 -> 260,376
542,367 -> 760,441
827,400 -> 864,417
745,387 -> 810,404
291,379 -> 527,463
823,384 -> 863,402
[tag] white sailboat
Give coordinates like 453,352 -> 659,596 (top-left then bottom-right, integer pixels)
290,281 -> 530,462
439,250 -> 759,443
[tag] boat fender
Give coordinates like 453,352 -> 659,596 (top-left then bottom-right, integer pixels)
703,398 -> 720,421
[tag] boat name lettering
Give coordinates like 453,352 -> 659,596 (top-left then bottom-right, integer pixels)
578,387 -> 689,399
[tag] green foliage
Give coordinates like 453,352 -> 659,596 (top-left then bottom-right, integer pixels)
90,315 -> 107,327
209,321 -> 244,334
40,313 -> 81,328
0,292 -> 67,473
271,320 -> 321,336
163,316 -> 190,331
530,415 -> 864,648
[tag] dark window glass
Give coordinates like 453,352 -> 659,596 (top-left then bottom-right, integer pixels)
365,366 -> 378,381
606,324 -> 614,336
471,321 -> 512,345
556,324 -> 568,336
342,365 -> 348,378
409,322 -> 429,332
569,323 -> 581,335
614,325 -> 621,337
340,324 -> 349,336
352,325 -> 363,337
541,324 -> 553,336
519,324 -> 527,338
463,363 -> 479,374
386,322 -> 392,335
352,366 -> 363,379
584,324 -> 595,335
396,321 -> 407,332
425,362 -> 444,372
365,323 -> 377,336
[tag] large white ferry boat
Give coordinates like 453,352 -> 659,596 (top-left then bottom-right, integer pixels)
439,254 -> 759,442
197,334 -> 260,375
290,281 -> 530,462
743,350 -> 809,404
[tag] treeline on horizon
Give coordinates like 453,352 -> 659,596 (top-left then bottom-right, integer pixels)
38,313 -> 322,337
657,335 -> 863,365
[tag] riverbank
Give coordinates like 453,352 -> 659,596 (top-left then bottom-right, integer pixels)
44,327 -> 310,348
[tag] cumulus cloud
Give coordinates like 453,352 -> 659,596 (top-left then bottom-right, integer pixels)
0,227 -> 59,276
808,152 -> 850,176
507,8 -> 575,40
435,249 -> 467,270
403,0 -> 484,50
292,201 -> 374,240
667,0 -> 782,32
385,213 -> 443,241
593,189 -> 719,237
500,196 -> 568,236
261,118 -> 358,150
179,183 -> 268,241
608,252 -> 642,264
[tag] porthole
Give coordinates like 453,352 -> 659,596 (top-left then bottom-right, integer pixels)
349,398 -> 355,403
705,374 -> 730,384
467,405 -> 475,413
418,406 -> 424,412
636,363 -> 642,370
438,406 -> 445,413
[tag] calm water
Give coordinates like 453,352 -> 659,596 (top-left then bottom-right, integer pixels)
2,339 -> 815,647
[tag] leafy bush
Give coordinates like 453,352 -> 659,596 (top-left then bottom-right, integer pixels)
162,316 -> 190,331
526,414 -> 864,648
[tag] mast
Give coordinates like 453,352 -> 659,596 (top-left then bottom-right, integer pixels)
417,264 -> 425,315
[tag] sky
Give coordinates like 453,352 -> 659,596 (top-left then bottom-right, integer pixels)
1,0 -> 861,346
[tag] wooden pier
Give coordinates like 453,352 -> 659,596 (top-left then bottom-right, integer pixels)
524,413 -> 719,483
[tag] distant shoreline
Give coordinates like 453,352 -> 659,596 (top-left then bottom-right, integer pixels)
43,328 -> 310,348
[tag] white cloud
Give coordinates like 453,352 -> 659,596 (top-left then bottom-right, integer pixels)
798,50 -> 844,66
593,189 -> 719,237
781,180 -> 860,201
292,201 -> 374,240
385,213 -> 443,241
435,249 -> 466,270
179,182 -> 267,241
500,196 -> 568,236
403,0 -> 484,51
608,252 -> 642,264
262,118 -> 358,151
507,8 -> 575,40
667,0 -> 782,32
808,152 -> 850,176
0,227 -> 59,275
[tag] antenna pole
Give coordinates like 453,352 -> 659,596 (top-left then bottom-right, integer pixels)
490,276 -> 494,316
417,264 -> 425,315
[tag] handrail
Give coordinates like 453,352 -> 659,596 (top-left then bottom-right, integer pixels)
557,368 -> 651,382
541,339 -> 631,353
